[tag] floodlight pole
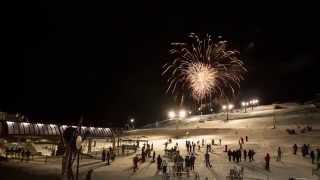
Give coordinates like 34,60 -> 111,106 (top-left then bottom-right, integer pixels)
226,108 -> 229,121
273,106 -> 276,129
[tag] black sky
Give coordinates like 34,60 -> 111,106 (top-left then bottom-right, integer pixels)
2,2 -> 320,127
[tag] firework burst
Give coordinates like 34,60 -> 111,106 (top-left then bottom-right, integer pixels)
162,33 -> 246,102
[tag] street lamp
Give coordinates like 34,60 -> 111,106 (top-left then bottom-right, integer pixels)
222,105 -> 227,110
222,104 -> 234,120
179,110 -> 186,119
168,111 -> 176,119
129,118 -> 135,129
130,118 -> 135,123
241,101 -> 248,113
249,99 -> 259,110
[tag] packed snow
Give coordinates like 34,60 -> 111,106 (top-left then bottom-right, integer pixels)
1,103 -> 320,180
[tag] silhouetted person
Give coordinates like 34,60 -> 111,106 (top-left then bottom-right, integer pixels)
245,136 -> 248,142
293,144 -> 298,155
251,149 -> 256,161
161,160 -> 168,174
106,151 -> 110,165
232,150 -> 236,162
133,155 -> 139,172
311,150 -> 315,164
277,147 -> 282,161
205,152 -> 212,168
227,150 -> 232,161
190,153 -> 196,170
157,155 -> 162,170
244,149 -> 247,161
265,153 -> 270,171
26,150 -> 31,161
152,151 -> 156,162
102,149 -> 106,162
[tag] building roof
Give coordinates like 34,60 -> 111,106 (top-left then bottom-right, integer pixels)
0,121 -> 113,138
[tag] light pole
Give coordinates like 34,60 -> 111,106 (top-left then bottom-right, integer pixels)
130,118 -> 135,129
241,101 -> 248,113
273,105 -> 276,129
179,110 -> 186,119
222,104 -> 234,120
168,111 -> 176,120
249,99 -> 259,110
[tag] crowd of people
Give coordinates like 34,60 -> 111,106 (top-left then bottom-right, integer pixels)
126,134 -> 320,177
294,144 -> 320,165
263,144 -> 320,171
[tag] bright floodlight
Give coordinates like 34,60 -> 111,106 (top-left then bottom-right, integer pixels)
36,123 -> 43,127
168,111 -> 176,119
179,110 -> 186,118
228,104 -> 234,110
222,105 -> 227,110
22,122 -> 30,126
130,118 -> 135,123
241,102 -> 245,106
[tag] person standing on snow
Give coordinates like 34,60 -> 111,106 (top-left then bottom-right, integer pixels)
293,144 -> 298,155
310,150 -> 315,164
265,153 -> 270,171
244,149 -> 247,161
205,151 -> 212,168
277,147 -> 282,161
157,155 -> 162,170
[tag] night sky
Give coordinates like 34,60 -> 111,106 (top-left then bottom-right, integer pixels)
2,2 -> 320,127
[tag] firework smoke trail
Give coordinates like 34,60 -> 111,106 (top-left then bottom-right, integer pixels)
162,33 -> 246,102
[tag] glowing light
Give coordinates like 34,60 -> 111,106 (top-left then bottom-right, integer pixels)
222,105 -> 227,110
163,33 -> 246,102
187,63 -> 217,99
168,111 -> 176,119
7,121 -> 14,125
22,122 -> 30,126
241,102 -> 246,106
228,104 -> 234,110
130,118 -> 135,123
37,123 -> 44,127
179,110 -> 186,118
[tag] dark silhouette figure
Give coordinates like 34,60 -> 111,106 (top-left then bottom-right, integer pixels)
265,153 -> 270,171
